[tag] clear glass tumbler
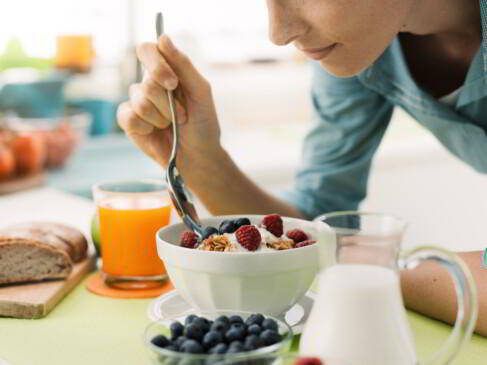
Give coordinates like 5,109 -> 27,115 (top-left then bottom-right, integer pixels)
92,179 -> 172,289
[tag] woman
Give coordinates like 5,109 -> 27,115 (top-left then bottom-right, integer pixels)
117,0 -> 487,336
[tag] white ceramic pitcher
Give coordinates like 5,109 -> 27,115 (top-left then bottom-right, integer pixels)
300,212 -> 477,365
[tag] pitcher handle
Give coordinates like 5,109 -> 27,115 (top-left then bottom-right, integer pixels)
398,246 -> 478,365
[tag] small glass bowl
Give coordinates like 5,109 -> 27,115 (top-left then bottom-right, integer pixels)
143,309 -> 293,365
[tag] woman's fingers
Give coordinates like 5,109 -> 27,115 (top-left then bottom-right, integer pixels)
117,102 -> 154,135
129,83 -> 171,129
157,35 -> 211,99
139,77 -> 187,124
137,42 -> 179,90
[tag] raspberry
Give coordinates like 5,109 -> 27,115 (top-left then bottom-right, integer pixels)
294,357 -> 323,365
180,231 -> 199,249
295,240 -> 316,248
286,229 -> 308,243
235,225 -> 261,251
261,214 -> 283,237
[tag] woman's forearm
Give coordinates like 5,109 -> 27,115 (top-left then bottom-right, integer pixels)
400,250 -> 487,337
186,146 -> 306,218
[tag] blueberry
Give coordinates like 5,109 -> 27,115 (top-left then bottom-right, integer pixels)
174,336 -> 188,349
151,334 -> 170,348
193,317 -> 211,332
244,334 -> 261,350
184,323 -> 205,342
203,331 -> 223,349
170,321 -> 185,339
231,323 -> 246,332
185,314 -> 198,326
247,324 -> 262,336
180,339 -> 204,354
209,343 -> 228,354
260,330 -> 281,346
234,218 -> 251,228
165,345 -> 178,352
202,226 -> 219,239
261,318 -> 278,331
245,314 -> 265,326
227,341 -> 245,353
225,327 -> 245,342
219,220 -> 238,234
210,320 -> 229,334
215,315 -> 230,324
229,315 -> 244,325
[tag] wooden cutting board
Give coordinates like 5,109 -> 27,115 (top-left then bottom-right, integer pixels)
0,187 -> 97,318
0,172 -> 45,195
0,249 -> 97,319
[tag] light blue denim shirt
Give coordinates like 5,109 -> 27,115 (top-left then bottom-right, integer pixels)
282,0 -> 487,219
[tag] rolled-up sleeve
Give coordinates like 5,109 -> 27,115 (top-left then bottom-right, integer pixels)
281,63 -> 394,219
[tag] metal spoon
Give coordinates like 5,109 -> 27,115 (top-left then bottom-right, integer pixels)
156,12 -> 203,237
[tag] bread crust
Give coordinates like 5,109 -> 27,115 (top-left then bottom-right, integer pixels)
0,222 -> 88,285
3,222 -> 88,263
0,239 -> 72,285
0,227 -> 75,260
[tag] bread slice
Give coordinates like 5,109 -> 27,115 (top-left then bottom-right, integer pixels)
7,222 -> 88,262
0,222 -> 88,285
0,240 -> 72,284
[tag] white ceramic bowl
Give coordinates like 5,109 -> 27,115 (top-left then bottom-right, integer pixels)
156,215 -> 336,316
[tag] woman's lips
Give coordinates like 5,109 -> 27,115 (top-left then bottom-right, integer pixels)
300,43 -> 338,60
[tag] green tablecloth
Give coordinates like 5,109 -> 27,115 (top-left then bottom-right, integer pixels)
0,274 -> 486,365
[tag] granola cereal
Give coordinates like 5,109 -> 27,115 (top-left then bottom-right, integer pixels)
198,235 -> 236,252
266,239 -> 295,251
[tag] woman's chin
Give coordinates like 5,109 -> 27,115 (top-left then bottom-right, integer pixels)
319,59 -> 369,78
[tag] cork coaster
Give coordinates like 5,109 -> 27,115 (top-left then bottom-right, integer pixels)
86,272 -> 174,298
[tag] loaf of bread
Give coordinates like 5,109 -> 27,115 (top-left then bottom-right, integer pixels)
0,222 -> 88,285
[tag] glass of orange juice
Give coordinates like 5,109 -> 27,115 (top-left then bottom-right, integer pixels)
92,180 -> 172,289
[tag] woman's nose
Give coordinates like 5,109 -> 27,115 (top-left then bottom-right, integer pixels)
267,0 -> 305,46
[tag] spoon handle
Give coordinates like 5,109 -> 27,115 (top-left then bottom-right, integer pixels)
156,12 -> 179,161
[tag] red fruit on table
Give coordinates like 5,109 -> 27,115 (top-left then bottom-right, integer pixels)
286,229 -> 308,243
295,240 -> 317,248
235,225 -> 261,251
261,214 -> 283,237
10,134 -> 47,173
0,145 -> 15,178
294,357 -> 323,365
37,123 -> 78,168
180,231 -> 199,249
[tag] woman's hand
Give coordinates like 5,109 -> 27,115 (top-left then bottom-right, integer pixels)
117,35 -> 221,173
117,35 -> 304,218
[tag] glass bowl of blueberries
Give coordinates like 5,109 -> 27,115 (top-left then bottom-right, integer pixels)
144,310 -> 293,365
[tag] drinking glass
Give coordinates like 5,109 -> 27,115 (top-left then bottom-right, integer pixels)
92,180 -> 172,289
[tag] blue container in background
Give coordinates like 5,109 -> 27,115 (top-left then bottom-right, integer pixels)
0,72 -> 69,118
67,99 -> 118,135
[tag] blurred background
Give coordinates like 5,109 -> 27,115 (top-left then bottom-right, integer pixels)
0,0 -> 486,250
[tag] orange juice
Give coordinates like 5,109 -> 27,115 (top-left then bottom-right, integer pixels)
99,198 -> 171,277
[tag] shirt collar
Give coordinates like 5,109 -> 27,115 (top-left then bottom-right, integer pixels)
479,0 -> 487,72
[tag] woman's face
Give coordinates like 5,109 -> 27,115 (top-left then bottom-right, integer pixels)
266,0 -> 415,77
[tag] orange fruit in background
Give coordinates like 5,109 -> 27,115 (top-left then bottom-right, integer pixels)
0,145 -> 15,178
10,134 -> 47,173
35,123 -> 78,168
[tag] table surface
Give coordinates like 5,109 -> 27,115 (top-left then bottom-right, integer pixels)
2,137 -> 487,364
0,273 -> 486,365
